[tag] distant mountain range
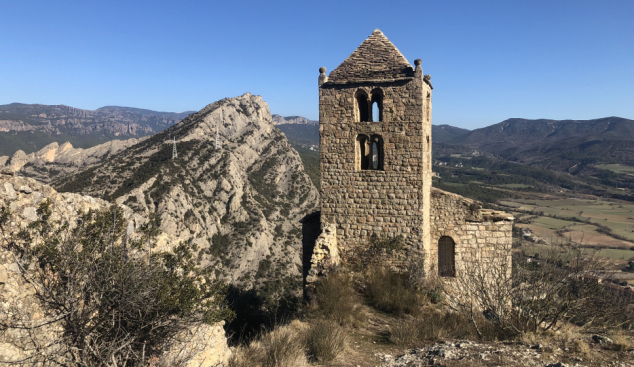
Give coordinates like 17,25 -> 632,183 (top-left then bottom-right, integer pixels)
0,103 -> 319,156
275,123 -> 472,146
444,117 -> 634,171
3,101 -> 633,173
274,115 -> 634,174
271,114 -> 317,125
0,103 -> 196,156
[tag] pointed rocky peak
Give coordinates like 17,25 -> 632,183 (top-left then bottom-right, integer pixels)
327,29 -> 415,83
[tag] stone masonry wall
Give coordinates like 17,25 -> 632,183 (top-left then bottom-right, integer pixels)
314,29 -> 512,281
430,188 -> 513,276
319,72 -> 432,265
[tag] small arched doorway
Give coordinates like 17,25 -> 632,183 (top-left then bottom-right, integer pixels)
438,236 -> 456,277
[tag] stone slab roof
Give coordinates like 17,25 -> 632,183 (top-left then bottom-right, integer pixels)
327,29 -> 415,84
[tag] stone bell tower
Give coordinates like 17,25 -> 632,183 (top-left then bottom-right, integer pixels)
318,29 -> 433,265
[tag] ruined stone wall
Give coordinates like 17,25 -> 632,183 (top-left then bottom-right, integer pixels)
430,188 -> 513,276
319,73 -> 432,264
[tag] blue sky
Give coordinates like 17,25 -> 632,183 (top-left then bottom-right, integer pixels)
1,0 -> 632,129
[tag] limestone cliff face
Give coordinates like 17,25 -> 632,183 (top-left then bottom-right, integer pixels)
50,93 -> 320,286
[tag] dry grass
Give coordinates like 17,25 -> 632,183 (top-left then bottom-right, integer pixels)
310,271 -> 365,327
611,332 -> 632,351
306,320 -> 348,363
388,307 -> 479,345
228,343 -> 263,367
573,339 -> 591,356
364,267 -> 427,316
228,324 -> 308,367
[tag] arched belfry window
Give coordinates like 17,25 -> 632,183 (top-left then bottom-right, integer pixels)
370,89 -> 383,122
371,141 -> 379,169
370,135 -> 383,170
356,134 -> 383,171
355,90 -> 369,122
356,135 -> 370,170
438,236 -> 456,277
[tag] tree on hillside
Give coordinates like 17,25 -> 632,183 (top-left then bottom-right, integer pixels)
0,201 -> 233,366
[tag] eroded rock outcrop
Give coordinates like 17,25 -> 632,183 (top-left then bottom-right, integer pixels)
0,138 -> 145,183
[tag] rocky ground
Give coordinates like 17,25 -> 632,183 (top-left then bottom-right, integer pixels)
378,339 -> 634,367
302,303 -> 634,367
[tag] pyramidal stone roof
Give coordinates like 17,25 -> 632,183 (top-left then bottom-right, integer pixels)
327,29 -> 415,84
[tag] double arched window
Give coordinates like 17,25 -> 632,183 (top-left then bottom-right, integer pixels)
438,236 -> 456,277
356,134 -> 383,170
355,89 -> 383,122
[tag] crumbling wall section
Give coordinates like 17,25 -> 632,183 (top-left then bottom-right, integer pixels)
306,222 -> 339,285
430,188 -> 513,277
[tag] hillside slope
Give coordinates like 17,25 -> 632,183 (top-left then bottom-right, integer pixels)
51,93 -> 320,289
446,117 -> 634,169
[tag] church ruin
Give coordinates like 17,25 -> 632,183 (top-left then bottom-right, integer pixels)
308,29 -> 514,281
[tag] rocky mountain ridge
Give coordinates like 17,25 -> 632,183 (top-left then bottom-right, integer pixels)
45,93 -> 320,289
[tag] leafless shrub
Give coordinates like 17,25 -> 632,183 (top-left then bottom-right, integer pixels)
445,242 -> 632,338
310,271 -> 364,327
306,320 -> 348,363
0,202 -> 233,366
